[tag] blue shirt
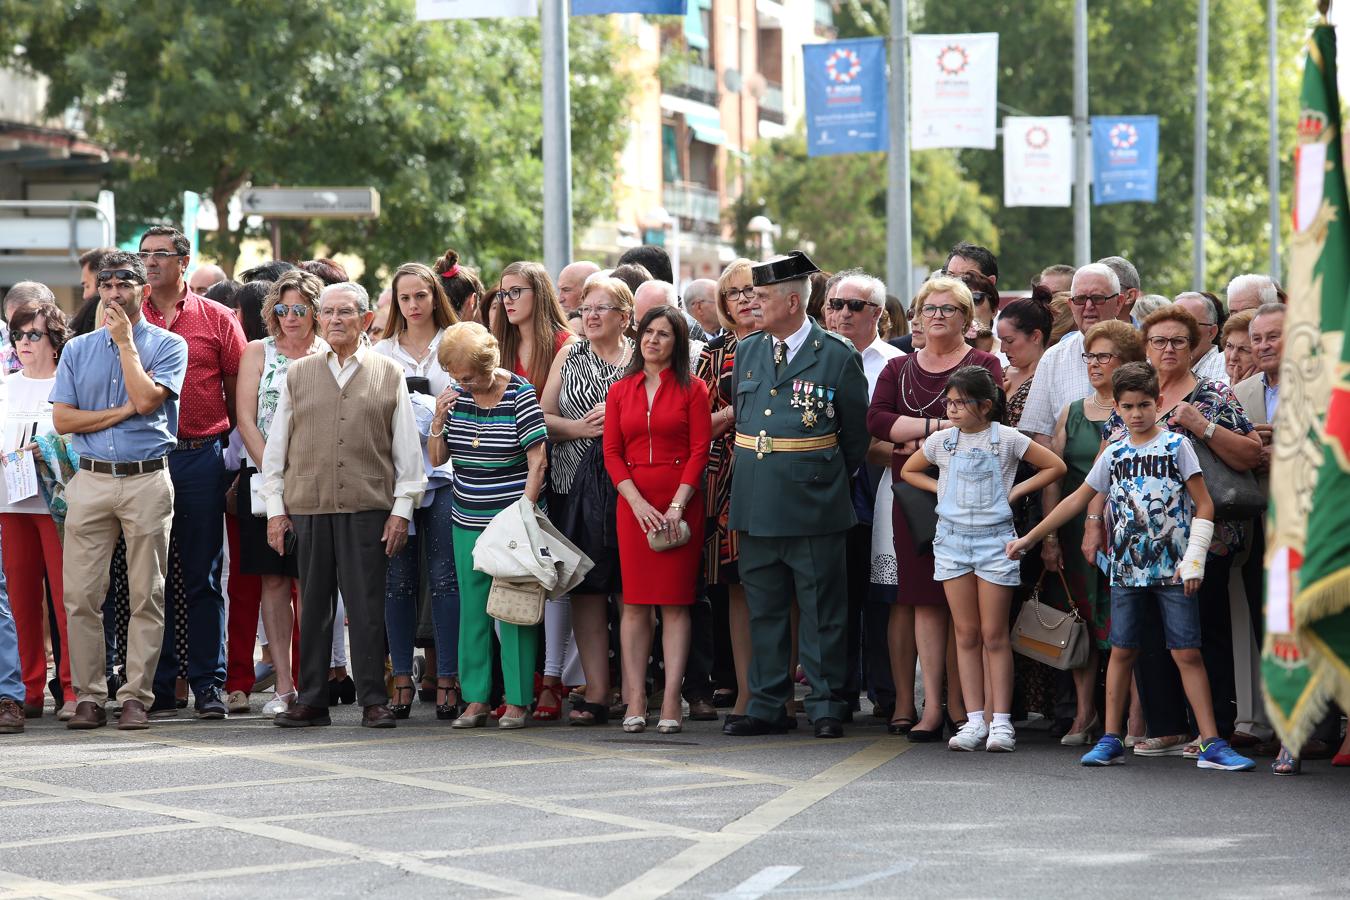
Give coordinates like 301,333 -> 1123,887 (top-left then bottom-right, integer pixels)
1264,373 -> 1280,421
51,318 -> 189,462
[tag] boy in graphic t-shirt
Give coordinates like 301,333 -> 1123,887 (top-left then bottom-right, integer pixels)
1006,362 -> 1254,771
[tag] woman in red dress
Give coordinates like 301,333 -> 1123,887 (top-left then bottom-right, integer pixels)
604,306 -> 710,735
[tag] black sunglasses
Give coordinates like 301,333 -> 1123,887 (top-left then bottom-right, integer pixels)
827,298 -> 876,313
97,269 -> 145,285
10,330 -> 48,346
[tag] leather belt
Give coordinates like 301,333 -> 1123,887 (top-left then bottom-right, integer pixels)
734,432 -> 838,456
175,433 -> 226,451
79,456 -> 169,477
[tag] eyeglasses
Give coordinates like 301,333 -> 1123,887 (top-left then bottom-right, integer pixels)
136,250 -> 185,261
827,298 -> 877,313
1147,335 -> 1191,350
578,304 -> 620,317
96,269 -> 144,285
1069,292 -> 1120,307
944,397 -> 973,410
1223,342 -> 1252,356
11,330 -> 48,345
317,307 -> 361,319
1081,351 -> 1120,365
921,304 -> 959,318
722,286 -> 756,303
274,304 -> 311,318
491,286 -> 533,304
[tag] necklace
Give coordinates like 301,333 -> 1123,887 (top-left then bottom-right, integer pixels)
1086,392 -> 1114,413
468,373 -> 506,448
900,347 -> 972,414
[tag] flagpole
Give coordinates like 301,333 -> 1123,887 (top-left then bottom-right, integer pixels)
1193,0 -> 1210,290
1073,0 -> 1090,266
542,0 -> 573,277
886,0 -> 913,298
1268,0 -> 1281,281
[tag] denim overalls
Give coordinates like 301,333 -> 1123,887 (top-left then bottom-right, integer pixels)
932,424 -> 1021,586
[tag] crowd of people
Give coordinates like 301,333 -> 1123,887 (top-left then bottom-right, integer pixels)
0,228 -> 1346,776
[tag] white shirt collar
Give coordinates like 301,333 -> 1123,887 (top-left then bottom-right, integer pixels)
863,335 -> 902,360
326,342 -> 369,369
781,316 -> 813,355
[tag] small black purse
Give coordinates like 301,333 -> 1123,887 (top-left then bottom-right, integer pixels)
892,466 -> 939,556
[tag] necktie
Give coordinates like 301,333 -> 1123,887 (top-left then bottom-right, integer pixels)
774,339 -> 787,371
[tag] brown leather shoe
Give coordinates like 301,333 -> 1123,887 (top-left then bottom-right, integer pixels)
118,699 -> 150,730
687,698 -> 719,721
66,700 -> 107,730
0,698 -> 24,734
361,704 -> 396,728
273,703 -> 331,728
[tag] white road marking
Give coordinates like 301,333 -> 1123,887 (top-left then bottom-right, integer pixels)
716,865 -> 802,899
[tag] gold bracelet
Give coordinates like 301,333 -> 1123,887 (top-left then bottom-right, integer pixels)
668,502 -> 685,510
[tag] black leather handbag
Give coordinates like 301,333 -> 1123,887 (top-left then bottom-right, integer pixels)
892,466 -> 939,556
1189,437 -> 1263,520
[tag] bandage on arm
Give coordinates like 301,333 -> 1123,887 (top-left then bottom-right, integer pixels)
1178,518 -> 1214,581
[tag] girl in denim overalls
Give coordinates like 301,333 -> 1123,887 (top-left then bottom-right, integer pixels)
901,367 -> 1065,753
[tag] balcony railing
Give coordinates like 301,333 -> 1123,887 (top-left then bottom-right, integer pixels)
663,182 -> 721,226
665,62 -> 719,108
759,82 -> 785,125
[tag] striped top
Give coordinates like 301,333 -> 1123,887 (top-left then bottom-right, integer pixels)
550,337 -> 634,494
442,373 -> 547,528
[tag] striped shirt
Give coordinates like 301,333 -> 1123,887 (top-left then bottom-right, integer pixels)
443,373 -> 547,528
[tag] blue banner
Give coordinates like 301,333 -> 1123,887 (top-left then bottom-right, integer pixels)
1091,115 -> 1159,205
804,37 -> 888,157
571,1 -> 686,14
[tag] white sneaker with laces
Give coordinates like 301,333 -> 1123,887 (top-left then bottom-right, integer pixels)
986,722 -> 1017,752
262,691 -> 295,717
948,719 -> 990,751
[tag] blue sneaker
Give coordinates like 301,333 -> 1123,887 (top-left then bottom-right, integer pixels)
1081,734 -> 1125,766
1196,738 -> 1255,771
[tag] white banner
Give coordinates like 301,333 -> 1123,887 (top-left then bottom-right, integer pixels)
415,0 -> 537,19
1003,116 -> 1072,207
910,33 -> 999,150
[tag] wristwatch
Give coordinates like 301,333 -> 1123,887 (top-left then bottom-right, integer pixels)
1202,421 -> 1217,443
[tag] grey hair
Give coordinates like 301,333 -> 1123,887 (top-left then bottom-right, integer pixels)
1252,301 -> 1287,321
776,276 -> 812,307
1071,262 -> 1121,295
684,278 -> 717,305
636,279 -> 679,308
321,281 -> 370,313
1132,294 -> 1173,320
1175,291 -> 1218,324
1226,273 -> 1277,309
834,270 -> 887,307
4,281 -> 56,313
1095,255 -> 1139,292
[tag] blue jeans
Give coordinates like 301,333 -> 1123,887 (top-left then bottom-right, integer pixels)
154,441 -> 228,701
385,488 -> 459,678
1109,582 -> 1202,649
0,541 -> 23,702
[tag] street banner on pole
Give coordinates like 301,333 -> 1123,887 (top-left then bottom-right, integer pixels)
909,33 -> 998,150
415,0 -> 537,19
1003,116 -> 1072,207
572,1 -> 686,13
1264,17 -> 1350,751
1090,115 -> 1159,204
803,38 -> 889,158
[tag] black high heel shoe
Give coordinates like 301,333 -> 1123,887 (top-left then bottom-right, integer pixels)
436,681 -> 462,721
390,683 -> 414,719
906,719 -> 946,743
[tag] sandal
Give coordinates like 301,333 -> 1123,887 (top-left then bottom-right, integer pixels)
622,715 -> 647,733
436,680 -> 462,721
569,698 -> 610,726
887,716 -> 917,736
533,682 -> 564,721
1132,734 -> 1189,756
1272,745 -> 1301,776
390,683 -> 415,720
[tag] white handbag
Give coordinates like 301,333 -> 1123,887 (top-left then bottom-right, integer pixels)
249,471 -> 267,517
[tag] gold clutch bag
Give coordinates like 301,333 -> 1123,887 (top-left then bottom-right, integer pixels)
646,519 -> 691,552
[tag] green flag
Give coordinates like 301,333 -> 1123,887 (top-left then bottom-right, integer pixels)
1263,17 -> 1350,749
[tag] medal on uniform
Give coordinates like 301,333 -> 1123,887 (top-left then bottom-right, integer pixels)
801,381 -> 818,427
825,386 -> 836,419
815,384 -> 825,409
791,379 -> 802,407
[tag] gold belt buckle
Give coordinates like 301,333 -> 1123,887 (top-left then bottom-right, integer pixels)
755,434 -> 773,455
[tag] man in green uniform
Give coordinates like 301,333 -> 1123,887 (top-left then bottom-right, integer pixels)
723,251 -> 869,739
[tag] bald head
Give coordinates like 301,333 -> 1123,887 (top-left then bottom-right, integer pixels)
633,280 -> 678,323
558,260 -> 601,312
188,264 -> 228,294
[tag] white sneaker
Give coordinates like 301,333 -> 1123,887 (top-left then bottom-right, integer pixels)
262,691 -> 295,717
948,719 -> 990,751
986,722 -> 1017,752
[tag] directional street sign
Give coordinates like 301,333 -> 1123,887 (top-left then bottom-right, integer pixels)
239,187 -> 380,219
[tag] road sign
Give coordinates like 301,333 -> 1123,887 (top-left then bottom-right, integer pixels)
239,187 -> 380,219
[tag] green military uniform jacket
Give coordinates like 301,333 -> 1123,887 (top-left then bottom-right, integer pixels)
726,320 -> 870,537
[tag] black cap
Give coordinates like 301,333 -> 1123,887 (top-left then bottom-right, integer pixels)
751,250 -> 820,287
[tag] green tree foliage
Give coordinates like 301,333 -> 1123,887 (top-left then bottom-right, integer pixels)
750,0 -> 1306,294
1,0 -> 634,287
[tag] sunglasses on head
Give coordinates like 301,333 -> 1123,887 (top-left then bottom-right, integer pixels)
96,269 -> 144,285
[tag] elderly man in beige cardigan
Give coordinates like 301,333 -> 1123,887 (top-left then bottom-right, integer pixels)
262,282 -> 425,729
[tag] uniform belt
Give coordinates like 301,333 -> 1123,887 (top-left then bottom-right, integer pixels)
734,432 -> 838,455
79,456 -> 168,477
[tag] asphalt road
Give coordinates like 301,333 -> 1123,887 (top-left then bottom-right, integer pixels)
0,703 -> 1346,899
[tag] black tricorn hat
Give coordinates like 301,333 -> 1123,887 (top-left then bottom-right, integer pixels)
751,250 -> 821,287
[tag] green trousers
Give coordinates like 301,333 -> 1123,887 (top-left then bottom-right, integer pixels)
453,526 -> 538,707
738,531 -> 849,722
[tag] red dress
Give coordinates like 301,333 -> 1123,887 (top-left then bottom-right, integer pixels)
603,369 -> 711,605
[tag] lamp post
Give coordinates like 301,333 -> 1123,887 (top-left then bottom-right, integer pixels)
747,215 -> 778,262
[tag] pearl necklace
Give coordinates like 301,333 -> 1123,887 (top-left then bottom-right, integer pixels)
1086,392 -> 1114,413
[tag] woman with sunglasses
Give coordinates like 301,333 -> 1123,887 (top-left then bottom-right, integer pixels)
1100,305 -> 1262,759
373,262 -> 462,720
0,302 -> 75,720
235,270 -> 329,717
490,261 -> 575,719
959,271 -> 1000,353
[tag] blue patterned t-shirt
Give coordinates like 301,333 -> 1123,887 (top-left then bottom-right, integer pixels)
1085,429 -> 1202,587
